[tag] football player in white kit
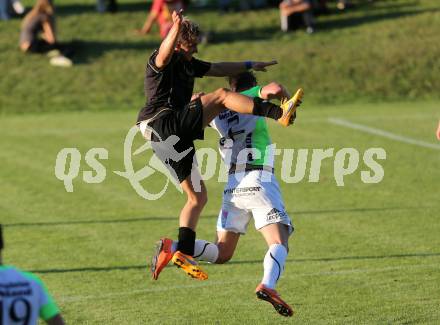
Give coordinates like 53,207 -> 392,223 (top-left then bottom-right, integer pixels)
0,225 -> 65,325
158,72 -> 303,317
209,72 -> 300,317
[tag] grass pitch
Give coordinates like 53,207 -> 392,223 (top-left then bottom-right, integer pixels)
1,0 -> 440,323
1,102 -> 439,324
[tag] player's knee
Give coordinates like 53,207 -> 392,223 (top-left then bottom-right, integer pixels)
216,252 -> 232,264
268,241 -> 289,252
187,190 -> 207,209
215,242 -> 234,264
213,87 -> 230,104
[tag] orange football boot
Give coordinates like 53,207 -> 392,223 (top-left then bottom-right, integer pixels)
172,251 -> 208,280
255,284 -> 294,317
150,238 -> 173,280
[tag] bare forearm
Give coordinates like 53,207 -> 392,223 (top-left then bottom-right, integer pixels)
155,12 -> 181,68
141,12 -> 157,33
42,21 -> 56,44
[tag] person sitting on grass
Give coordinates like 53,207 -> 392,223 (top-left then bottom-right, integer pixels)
19,0 -> 72,67
279,0 -> 315,34
0,225 -> 66,325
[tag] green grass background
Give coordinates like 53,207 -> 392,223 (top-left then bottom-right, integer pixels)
1,0 -> 440,114
1,0 -> 440,323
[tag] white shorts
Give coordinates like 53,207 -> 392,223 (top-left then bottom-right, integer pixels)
216,170 -> 294,235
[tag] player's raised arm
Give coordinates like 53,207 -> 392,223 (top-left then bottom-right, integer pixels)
155,9 -> 183,69
205,60 -> 277,77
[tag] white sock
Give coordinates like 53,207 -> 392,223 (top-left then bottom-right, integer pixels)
261,244 -> 288,289
193,239 -> 219,263
171,239 -> 219,263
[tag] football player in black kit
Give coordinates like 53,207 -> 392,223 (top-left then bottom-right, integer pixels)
138,9 -> 303,281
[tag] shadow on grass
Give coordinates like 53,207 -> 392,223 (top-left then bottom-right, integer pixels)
354,0 -> 420,12
207,25 -> 281,44
69,39 -> 160,64
30,251 -> 440,274
316,8 -> 440,31
55,1 -> 149,17
4,206 -> 430,228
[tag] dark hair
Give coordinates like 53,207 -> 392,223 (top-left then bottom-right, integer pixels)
178,18 -> 201,46
228,71 -> 257,92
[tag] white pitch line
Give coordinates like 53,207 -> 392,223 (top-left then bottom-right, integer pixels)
328,117 -> 440,150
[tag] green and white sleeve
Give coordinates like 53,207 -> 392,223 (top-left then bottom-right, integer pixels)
24,272 -> 60,321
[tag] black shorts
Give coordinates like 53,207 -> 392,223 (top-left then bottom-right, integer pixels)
149,98 -> 204,183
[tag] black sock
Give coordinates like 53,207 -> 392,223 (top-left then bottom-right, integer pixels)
177,227 -> 196,256
252,97 -> 283,120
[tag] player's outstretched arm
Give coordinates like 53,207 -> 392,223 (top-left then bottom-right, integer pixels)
205,60 -> 277,77
260,82 -> 290,101
155,9 -> 183,69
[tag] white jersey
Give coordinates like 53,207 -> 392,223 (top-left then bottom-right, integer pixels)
210,86 -> 293,234
0,266 -> 59,325
209,86 -> 275,168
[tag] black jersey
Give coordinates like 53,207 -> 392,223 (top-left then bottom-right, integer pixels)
137,49 -> 211,123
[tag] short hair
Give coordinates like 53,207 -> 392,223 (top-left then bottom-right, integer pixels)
178,18 -> 201,46
228,71 -> 257,92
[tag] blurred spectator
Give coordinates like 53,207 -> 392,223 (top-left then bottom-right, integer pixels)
336,0 -> 354,10
0,0 -> 25,20
279,0 -> 314,33
136,0 -> 184,39
97,0 -> 118,13
437,121 -> 440,140
19,0 -> 73,67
